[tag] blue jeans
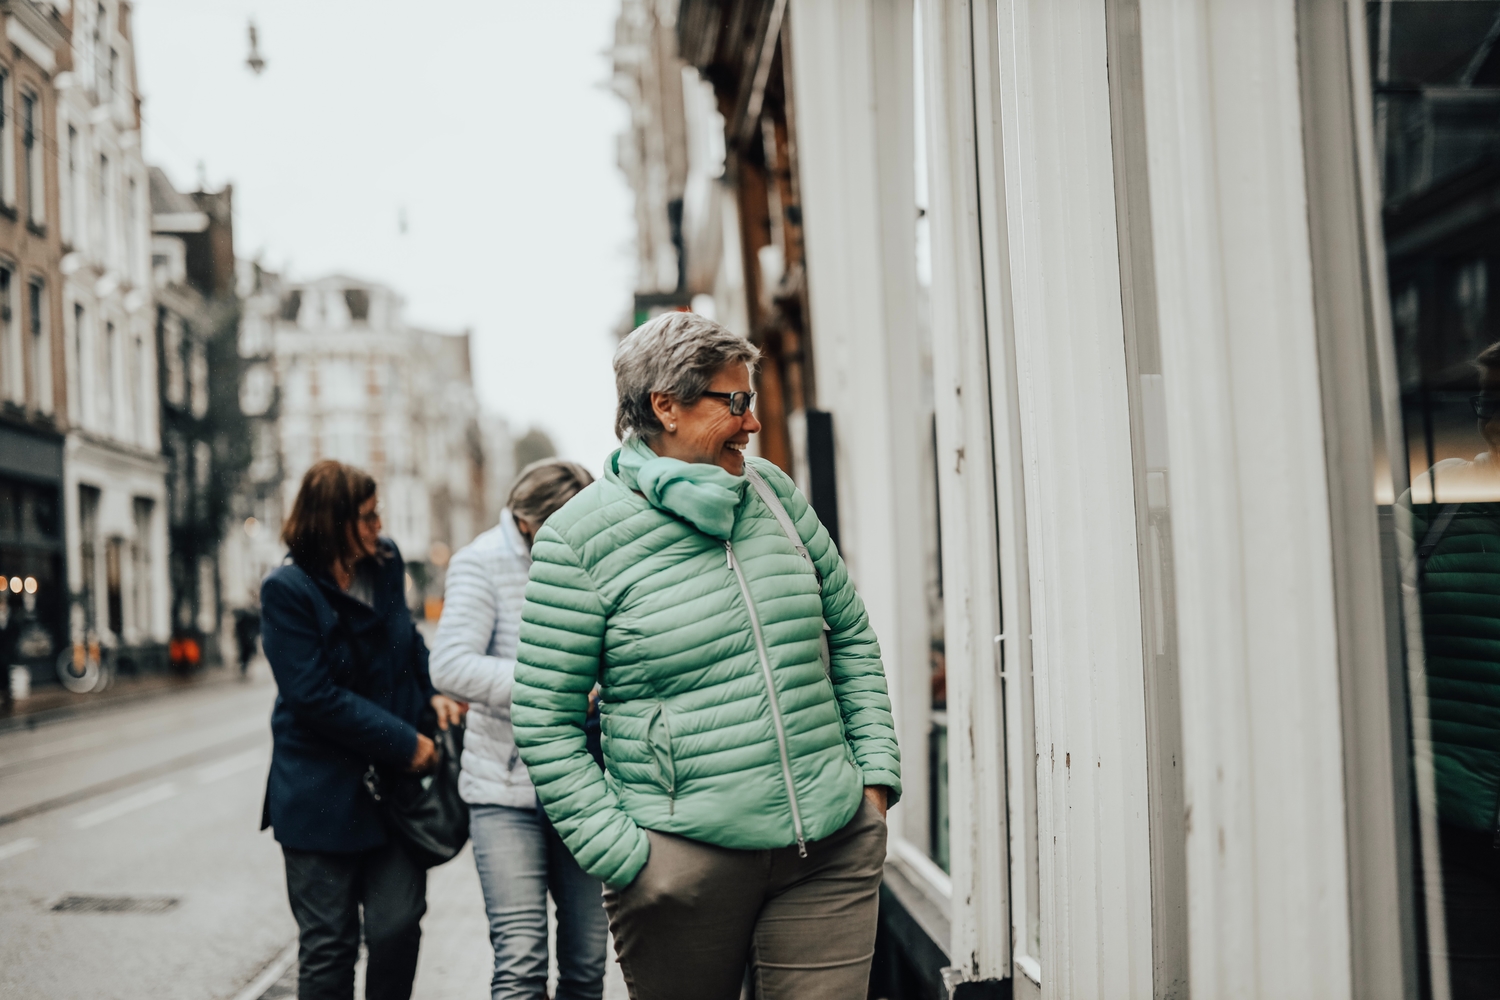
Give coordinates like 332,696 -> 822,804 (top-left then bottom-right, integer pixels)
469,803 -> 609,1000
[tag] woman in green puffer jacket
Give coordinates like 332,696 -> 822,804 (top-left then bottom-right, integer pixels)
512,312 -> 901,1000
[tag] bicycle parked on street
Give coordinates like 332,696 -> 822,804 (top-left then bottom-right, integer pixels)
55,633 -> 115,694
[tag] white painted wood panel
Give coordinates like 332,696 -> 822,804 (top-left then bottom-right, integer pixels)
786,0 -> 934,855
919,0 -> 1010,980
1135,1 -> 1353,996
986,0 -> 1155,995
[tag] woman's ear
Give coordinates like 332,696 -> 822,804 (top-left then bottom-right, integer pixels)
649,390 -> 676,429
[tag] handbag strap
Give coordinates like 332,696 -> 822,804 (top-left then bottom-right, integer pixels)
744,463 -> 822,588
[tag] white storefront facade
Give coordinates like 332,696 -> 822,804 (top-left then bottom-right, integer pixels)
59,0 -> 169,660
650,1 -> 1484,997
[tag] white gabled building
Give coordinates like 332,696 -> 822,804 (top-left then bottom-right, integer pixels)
619,3 -> 1500,999
223,273 -> 512,620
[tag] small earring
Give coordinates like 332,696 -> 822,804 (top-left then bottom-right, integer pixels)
669,423 -> 677,432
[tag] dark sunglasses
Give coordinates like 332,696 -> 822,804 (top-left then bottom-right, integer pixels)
702,390 -> 757,416
1471,394 -> 1500,419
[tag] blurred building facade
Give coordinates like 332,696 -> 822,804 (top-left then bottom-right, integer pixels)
0,1 -> 73,689
613,2 -> 1496,999
149,167 -> 246,664
55,0 -> 169,672
222,273 -> 512,621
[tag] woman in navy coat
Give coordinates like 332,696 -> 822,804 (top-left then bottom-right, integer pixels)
260,459 -> 466,1000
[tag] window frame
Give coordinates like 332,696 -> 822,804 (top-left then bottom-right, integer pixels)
0,67 -> 15,210
0,264 -> 14,404
27,275 -> 49,413
22,89 -> 42,227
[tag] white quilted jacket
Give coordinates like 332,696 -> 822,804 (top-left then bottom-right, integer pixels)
430,511 -> 535,808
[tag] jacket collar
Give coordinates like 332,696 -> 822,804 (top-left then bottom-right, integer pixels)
612,436 -> 747,540
500,509 -> 532,565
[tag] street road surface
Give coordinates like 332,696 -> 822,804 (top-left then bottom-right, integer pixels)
0,666 -> 628,999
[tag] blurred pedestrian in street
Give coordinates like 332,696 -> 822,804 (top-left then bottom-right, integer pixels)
233,601 -> 261,678
430,458 -> 605,1000
260,459 -> 467,1000
513,313 -> 902,1000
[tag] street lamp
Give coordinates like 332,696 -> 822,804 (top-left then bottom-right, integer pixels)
246,20 -> 266,76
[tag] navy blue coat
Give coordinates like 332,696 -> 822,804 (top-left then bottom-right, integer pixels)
260,539 -> 436,853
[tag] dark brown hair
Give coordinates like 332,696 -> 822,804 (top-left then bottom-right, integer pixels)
282,459 -> 377,571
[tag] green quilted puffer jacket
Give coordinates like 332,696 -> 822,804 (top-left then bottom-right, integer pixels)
1413,500 -> 1500,835
512,450 -> 902,888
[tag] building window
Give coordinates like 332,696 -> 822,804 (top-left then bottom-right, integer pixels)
101,319 -> 115,429
27,278 -> 48,413
161,311 -> 185,407
107,48 -> 118,105
97,153 -> 109,265
0,70 -> 12,209
0,267 -> 14,403
71,302 -> 85,424
189,337 -> 209,419
93,4 -> 107,99
132,497 -> 153,635
105,536 -> 123,638
78,484 -> 100,633
132,333 -> 145,443
63,124 -> 76,245
125,176 -> 137,283
22,93 -> 41,226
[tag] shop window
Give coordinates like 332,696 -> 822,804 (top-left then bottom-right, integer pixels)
132,497 -> 152,636
105,537 -> 122,639
1365,6 -> 1500,994
913,14 -> 951,873
77,485 -> 100,634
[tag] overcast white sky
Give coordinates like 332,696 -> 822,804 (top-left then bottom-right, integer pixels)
133,0 -> 633,474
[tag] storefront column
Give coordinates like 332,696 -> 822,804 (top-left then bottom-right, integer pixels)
1136,1 -> 1353,996
784,0 -> 932,859
920,0 -> 1010,984
982,0 -> 1157,993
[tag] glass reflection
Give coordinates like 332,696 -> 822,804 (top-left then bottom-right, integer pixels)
1372,3 -> 1500,994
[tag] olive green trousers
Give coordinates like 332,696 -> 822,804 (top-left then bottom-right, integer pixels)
603,798 -> 887,1000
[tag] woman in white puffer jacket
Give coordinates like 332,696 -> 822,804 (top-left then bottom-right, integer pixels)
429,459 -> 600,1000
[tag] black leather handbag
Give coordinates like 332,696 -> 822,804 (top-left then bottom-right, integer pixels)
363,721 -> 470,869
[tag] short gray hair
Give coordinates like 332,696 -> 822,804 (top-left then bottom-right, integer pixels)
508,459 -> 593,526
613,312 -> 761,440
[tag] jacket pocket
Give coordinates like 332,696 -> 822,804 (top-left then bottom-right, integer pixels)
646,703 -> 677,812
825,676 -> 857,764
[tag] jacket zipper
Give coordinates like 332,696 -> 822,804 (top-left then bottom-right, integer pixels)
726,540 -> 808,856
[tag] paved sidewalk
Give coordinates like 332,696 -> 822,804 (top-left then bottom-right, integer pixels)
248,847 -> 631,999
